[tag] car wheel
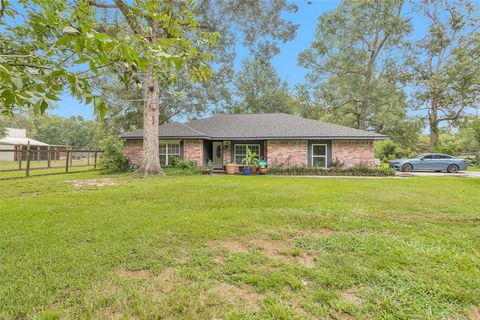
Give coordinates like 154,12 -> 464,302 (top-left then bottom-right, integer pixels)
402,163 -> 413,172
447,164 -> 459,173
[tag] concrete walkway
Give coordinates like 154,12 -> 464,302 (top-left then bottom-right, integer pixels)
396,171 -> 480,178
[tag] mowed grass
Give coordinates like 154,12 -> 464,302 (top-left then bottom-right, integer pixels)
0,173 -> 479,319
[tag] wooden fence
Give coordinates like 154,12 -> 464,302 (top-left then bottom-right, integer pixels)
0,143 -> 103,179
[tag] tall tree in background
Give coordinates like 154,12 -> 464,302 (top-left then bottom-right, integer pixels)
95,0 -> 298,131
298,0 -> 411,130
410,0 -> 480,150
227,59 -> 296,114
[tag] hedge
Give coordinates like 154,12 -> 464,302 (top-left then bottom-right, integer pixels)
267,166 -> 396,176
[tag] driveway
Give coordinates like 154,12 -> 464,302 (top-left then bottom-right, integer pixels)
396,171 -> 480,178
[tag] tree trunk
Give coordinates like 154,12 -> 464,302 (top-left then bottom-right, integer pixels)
428,100 -> 439,151
357,104 -> 368,130
429,122 -> 439,151
138,70 -> 163,175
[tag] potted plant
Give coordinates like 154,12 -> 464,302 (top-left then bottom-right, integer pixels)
258,159 -> 268,174
241,148 -> 259,175
226,162 -> 237,175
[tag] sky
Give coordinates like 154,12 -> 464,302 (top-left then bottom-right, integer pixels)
47,0 -> 461,120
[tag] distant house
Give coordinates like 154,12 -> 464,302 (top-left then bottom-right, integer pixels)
0,128 -> 49,161
120,113 -> 387,170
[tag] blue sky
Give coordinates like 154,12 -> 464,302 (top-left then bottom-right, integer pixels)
49,0 -> 434,120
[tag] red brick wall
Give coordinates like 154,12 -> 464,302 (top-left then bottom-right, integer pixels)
123,139 -> 143,166
332,140 -> 375,167
267,140 -> 308,167
183,139 -> 203,165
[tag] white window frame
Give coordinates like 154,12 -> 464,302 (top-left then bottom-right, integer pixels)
311,144 -> 327,168
234,144 -> 261,165
159,140 -> 181,166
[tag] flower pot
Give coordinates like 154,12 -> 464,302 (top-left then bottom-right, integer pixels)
243,168 -> 252,175
226,163 -> 237,175
258,167 -> 268,175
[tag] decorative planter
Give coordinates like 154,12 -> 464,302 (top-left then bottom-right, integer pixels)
258,167 -> 268,175
226,163 -> 237,175
243,168 -> 252,175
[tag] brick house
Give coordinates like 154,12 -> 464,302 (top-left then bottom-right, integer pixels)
121,113 -> 387,169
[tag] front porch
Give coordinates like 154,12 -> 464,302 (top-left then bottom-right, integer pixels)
204,140 -> 267,170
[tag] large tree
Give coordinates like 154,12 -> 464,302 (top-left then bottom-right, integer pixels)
410,0 -> 480,150
298,0 -> 411,130
1,0 -> 220,175
225,59 -> 297,114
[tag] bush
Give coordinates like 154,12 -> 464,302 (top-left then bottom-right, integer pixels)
169,157 -> 196,169
163,167 -> 201,176
267,166 -> 396,176
98,136 -> 131,173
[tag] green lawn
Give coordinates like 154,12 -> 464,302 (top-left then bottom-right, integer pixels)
1,173 -> 479,319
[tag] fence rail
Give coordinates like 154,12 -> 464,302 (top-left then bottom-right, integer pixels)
0,144 -> 103,179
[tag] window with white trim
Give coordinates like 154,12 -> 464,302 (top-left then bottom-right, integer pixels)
234,144 -> 260,164
159,142 -> 181,166
311,144 -> 327,168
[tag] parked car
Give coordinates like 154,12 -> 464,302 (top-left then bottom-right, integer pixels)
389,153 -> 468,173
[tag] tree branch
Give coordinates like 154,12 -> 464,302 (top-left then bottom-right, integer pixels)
0,0 -> 5,19
88,1 -> 117,9
112,0 -> 144,37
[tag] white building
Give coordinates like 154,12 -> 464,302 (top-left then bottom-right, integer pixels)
0,128 -> 49,161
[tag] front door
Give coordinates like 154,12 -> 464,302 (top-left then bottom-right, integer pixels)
212,142 -> 223,169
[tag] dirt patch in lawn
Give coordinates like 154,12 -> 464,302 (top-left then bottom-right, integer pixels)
214,282 -> 260,309
339,287 -> 363,306
470,306 -> 479,320
207,240 -> 249,253
68,178 -> 116,189
117,268 -> 153,279
208,235 -> 317,268
248,238 -> 316,267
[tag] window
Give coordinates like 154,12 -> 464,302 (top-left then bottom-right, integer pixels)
433,154 -> 451,159
234,144 -> 260,164
159,142 -> 180,166
311,144 -> 327,168
422,154 -> 433,160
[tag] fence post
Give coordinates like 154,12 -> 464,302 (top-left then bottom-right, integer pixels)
66,148 -> 70,173
70,146 -> 73,167
25,142 -> 31,177
47,146 -> 51,168
18,145 -> 22,170
87,148 -> 90,166
37,146 -> 40,161
94,151 -> 98,169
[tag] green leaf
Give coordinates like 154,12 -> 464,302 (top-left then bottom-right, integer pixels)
63,26 -> 79,34
93,96 -> 107,118
12,77 -> 23,90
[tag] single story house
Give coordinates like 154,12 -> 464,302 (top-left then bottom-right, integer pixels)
120,113 -> 387,169
0,128 -> 49,161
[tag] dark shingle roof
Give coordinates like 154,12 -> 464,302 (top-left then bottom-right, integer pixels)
121,122 -> 207,139
121,113 -> 388,140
